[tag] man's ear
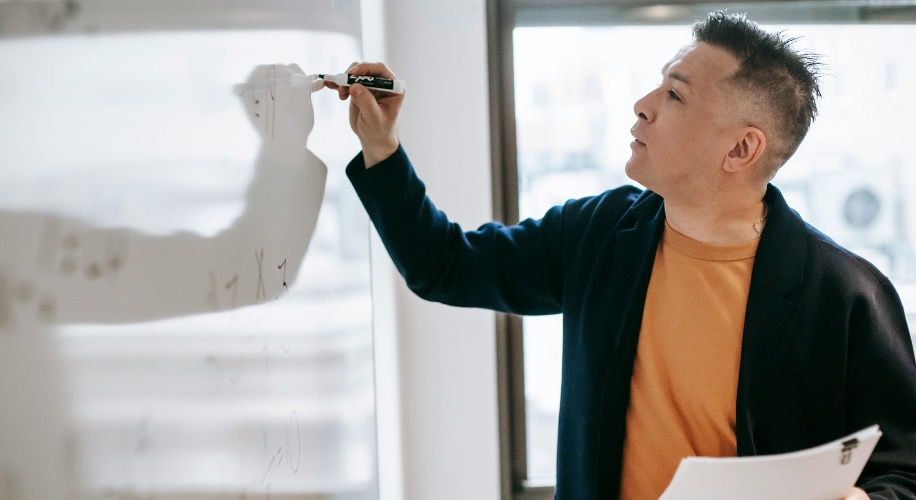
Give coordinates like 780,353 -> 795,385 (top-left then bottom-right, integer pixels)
724,127 -> 766,174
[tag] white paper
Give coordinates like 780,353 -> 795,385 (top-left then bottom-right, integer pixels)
659,425 -> 881,500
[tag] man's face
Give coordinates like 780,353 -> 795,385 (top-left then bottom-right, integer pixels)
626,42 -> 744,198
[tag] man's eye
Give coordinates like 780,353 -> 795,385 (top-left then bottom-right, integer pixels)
667,89 -> 681,101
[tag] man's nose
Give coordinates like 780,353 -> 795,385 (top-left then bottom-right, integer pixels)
633,91 -> 655,123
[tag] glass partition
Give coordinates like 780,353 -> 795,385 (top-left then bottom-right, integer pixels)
0,3 -> 375,499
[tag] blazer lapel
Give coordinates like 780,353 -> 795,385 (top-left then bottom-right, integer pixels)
736,184 -> 807,456
595,192 -> 666,500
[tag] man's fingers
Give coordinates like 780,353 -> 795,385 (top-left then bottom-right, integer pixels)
367,88 -> 399,100
321,80 -> 350,100
327,80 -> 399,102
348,84 -> 383,123
347,62 -> 397,80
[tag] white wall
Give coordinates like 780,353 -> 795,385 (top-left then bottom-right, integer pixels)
371,0 -> 502,499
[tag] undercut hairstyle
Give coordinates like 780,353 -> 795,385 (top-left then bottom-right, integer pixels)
693,11 -> 823,180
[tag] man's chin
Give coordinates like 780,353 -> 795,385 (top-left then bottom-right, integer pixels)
625,159 -> 658,192
624,158 -> 642,184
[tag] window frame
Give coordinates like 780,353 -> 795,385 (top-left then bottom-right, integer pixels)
485,1 -> 916,499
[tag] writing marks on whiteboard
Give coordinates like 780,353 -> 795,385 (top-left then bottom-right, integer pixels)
209,271 -> 253,311
0,271 -> 57,328
280,333 -> 292,354
225,275 -> 239,309
255,249 -> 266,301
83,232 -> 127,280
108,254 -> 123,272
266,65 -> 277,139
279,257 -> 292,353
248,64 -> 279,139
84,262 -> 102,280
286,411 -> 300,474
37,219 -> 129,281
280,334 -> 291,354
260,446 -> 283,485
105,231 -> 127,272
204,251 -> 294,312
278,258 -> 288,293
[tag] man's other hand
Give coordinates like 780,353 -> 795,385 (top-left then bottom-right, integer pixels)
843,487 -> 869,500
324,62 -> 403,168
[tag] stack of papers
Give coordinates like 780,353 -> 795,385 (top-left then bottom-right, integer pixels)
659,425 -> 881,500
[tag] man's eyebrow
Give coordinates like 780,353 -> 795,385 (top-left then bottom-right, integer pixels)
670,72 -> 691,85
661,65 -> 692,87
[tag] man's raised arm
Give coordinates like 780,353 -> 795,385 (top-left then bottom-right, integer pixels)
327,62 -> 565,314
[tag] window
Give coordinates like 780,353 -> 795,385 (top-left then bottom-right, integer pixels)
490,1 -> 916,496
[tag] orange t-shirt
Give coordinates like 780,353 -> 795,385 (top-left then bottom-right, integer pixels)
619,221 -> 759,500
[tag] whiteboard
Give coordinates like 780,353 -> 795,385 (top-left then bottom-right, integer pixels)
0,2 -> 375,499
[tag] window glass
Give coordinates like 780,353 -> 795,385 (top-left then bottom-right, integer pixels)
515,22 -> 916,484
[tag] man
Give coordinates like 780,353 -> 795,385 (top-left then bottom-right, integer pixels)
328,11 -> 916,500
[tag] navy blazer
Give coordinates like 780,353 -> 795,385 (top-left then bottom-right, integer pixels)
348,146 -> 916,500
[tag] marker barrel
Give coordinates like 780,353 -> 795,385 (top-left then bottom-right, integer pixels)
319,73 -> 405,94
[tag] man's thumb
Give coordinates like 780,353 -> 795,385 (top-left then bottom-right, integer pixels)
349,84 -> 383,122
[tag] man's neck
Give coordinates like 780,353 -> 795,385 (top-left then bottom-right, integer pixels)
662,188 -> 768,245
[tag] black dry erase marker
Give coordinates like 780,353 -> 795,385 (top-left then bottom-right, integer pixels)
238,73 -> 406,94
314,73 -> 405,94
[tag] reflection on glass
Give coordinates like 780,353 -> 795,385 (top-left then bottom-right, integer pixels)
0,31 -> 374,498
515,23 -> 916,484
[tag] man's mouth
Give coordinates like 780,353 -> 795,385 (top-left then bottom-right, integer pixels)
630,129 -> 645,146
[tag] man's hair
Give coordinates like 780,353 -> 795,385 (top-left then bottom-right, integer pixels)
693,11 -> 823,180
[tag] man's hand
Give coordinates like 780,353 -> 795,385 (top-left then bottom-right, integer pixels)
843,487 -> 869,500
325,62 -> 404,168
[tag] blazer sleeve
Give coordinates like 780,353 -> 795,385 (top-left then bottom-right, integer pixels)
346,146 -> 565,315
849,279 -> 916,500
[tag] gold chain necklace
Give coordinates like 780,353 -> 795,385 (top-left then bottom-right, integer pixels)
753,201 -> 769,239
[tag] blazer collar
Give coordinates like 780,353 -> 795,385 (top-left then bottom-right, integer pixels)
736,184 -> 808,455
595,190 -> 665,499
752,184 -> 809,297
